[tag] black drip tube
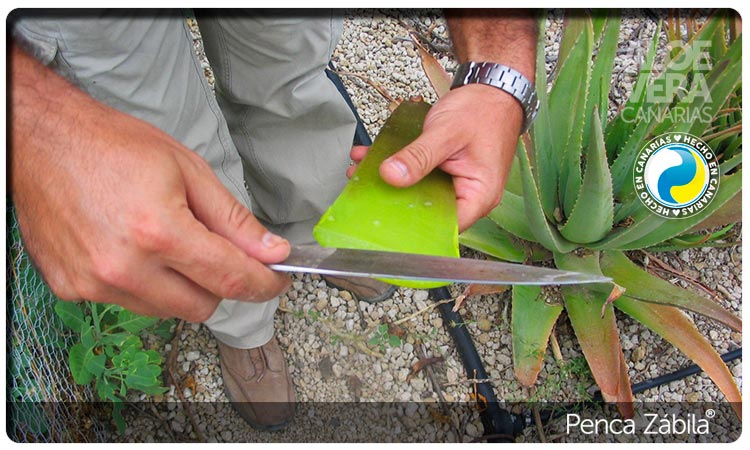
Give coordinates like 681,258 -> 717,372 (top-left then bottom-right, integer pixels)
430,287 -> 522,442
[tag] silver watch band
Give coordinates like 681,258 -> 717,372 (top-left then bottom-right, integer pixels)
450,61 -> 539,133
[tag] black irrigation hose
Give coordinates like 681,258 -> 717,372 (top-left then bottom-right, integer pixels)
430,287 -> 523,442
631,347 -> 741,395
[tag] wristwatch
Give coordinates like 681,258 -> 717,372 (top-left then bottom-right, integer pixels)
450,61 -> 540,133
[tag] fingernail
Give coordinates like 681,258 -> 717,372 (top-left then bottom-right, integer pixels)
385,158 -> 409,178
262,232 -> 288,248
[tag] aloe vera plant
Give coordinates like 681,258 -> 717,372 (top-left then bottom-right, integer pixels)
457,11 -> 742,417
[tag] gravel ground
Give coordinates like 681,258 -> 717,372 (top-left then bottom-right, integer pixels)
114,10 -> 741,443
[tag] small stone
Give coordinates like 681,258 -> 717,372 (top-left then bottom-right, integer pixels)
413,290 -> 429,303
477,318 -> 492,332
685,392 -> 702,402
432,317 -> 443,329
340,291 -> 353,302
478,334 -> 490,344
405,402 -> 419,417
185,351 -> 200,362
330,296 -> 341,308
314,298 -> 327,311
221,430 -> 233,442
632,345 -> 646,362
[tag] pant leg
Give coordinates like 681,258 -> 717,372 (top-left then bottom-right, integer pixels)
196,10 -> 357,245
11,10 -> 276,348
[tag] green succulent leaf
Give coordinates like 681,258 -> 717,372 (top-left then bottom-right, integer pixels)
614,295 -> 741,418
517,138 -> 577,254
600,250 -> 741,331
531,14 -> 559,219
487,190 -> 538,243
596,170 -> 741,250
459,218 -> 527,263
582,13 -> 620,150
558,110 -> 614,244
511,285 -> 563,386
555,252 -> 634,416
313,101 -> 459,288
550,14 -> 594,217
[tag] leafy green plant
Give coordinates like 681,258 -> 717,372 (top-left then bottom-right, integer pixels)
54,300 -> 173,432
369,323 -> 403,351
455,11 -> 742,417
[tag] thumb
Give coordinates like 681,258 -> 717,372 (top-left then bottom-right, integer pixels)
379,125 -> 455,188
176,151 -> 290,264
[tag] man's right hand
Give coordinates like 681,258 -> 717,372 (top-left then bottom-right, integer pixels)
10,44 -> 291,322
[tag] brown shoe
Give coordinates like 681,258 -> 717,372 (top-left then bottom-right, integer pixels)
323,276 -> 396,303
216,335 -> 295,431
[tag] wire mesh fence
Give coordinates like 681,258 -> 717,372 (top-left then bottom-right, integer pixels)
6,204 -> 109,442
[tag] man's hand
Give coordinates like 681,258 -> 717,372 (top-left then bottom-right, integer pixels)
10,44 -> 291,322
378,84 -> 523,231
366,10 -> 536,232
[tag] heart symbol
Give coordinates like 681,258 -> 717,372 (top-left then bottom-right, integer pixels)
673,209 -> 680,216
674,134 -> 682,142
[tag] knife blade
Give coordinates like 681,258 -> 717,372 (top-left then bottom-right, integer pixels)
269,245 -> 610,285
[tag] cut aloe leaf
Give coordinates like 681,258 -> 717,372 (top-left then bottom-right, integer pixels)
511,285 -> 563,387
313,101 -> 459,288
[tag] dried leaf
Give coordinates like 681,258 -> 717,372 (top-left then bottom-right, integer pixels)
428,407 -> 452,425
410,32 -> 452,97
601,283 -> 626,318
406,356 -> 444,382
386,321 -> 407,339
335,71 -> 401,110
452,284 -> 510,312
182,375 -> 196,394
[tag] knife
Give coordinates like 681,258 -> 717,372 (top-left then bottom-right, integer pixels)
269,245 -> 610,285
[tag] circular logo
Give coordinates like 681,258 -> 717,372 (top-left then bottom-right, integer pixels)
633,133 -> 720,219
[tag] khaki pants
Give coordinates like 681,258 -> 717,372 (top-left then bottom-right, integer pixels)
12,10 -> 356,348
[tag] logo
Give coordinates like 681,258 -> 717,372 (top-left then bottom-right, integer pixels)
633,133 -> 720,219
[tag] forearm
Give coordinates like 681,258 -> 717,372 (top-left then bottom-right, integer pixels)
10,43 -> 106,193
445,9 -> 537,80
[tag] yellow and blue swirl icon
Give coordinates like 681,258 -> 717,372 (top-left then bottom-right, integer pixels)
643,144 -> 709,207
634,133 -> 719,219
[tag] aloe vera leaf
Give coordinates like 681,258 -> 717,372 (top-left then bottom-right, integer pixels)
555,252 -> 634,413
655,36 -> 742,137
605,170 -> 741,250
614,296 -> 742,418
313,101 -> 458,288
605,19 -> 661,158
582,13 -> 620,150
600,250 -> 741,331
531,14 -> 559,220
552,15 -> 593,217
459,218 -> 527,263
504,156 -> 523,196
708,13 -> 729,62
594,169 -> 740,250
487,190 -> 538,243
517,138 -> 577,254
686,191 -> 742,232
511,285 -> 563,386
559,110 -> 614,243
